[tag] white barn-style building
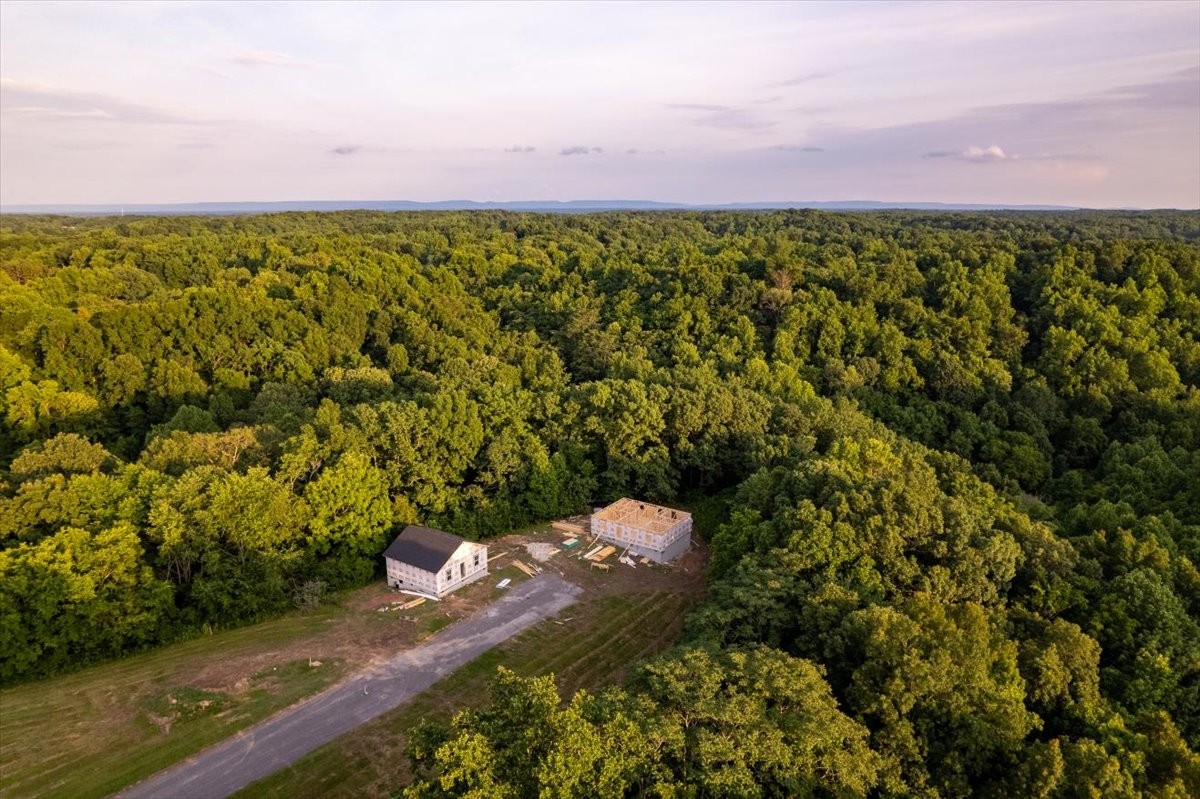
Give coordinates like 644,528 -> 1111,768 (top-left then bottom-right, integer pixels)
590,498 -> 692,563
383,525 -> 488,599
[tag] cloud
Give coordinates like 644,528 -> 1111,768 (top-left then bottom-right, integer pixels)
626,148 -> 666,155
325,144 -> 410,157
974,67 -> 1200,126
666,103 -> 776,131
804,69 -> 1199,178
924,144 -> 1007,162
504,145 -> 536,153
774,144 -> 825,153
965,145 -> 1007,160
560,146 -> 602,155
230,50 -> 313,69
888,69 -> 1198,172
772,71 -> 833,87
0,79 -> 210,125
768,68 -> 1198,206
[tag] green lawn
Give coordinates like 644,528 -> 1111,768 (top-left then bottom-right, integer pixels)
0,605 -> 352,799
237,590 -> 696,799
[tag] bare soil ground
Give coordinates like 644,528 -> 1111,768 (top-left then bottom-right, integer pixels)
503,514 -> 709,599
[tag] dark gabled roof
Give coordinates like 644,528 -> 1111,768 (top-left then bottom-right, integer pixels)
383,525 -> 466,573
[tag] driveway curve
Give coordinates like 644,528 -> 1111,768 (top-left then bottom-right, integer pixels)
114,574 -> 581,799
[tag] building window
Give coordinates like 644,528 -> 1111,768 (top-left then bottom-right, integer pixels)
445,568 -> 453,581
473,553 -> 480,567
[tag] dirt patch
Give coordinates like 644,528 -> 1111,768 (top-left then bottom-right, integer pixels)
143,686 -> 232,735
497,525 -> 708,602
524,542 -> 559,562
186,560 -> 530,693
146,713 -> 173,736
357,586 -> 407,612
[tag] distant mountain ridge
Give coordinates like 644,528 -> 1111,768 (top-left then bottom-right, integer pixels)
0,199 -> 1098,216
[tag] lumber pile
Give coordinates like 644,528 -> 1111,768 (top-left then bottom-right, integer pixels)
380,595 -> 431,612
512,559 -> 539,578
588,545 -> 617,562
551,520 -> 587,535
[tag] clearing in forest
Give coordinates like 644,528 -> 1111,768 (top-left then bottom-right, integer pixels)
237,525 -> 707,799
0,522 -> 705,799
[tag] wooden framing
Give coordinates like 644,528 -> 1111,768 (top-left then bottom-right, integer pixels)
589,498 -> 692,563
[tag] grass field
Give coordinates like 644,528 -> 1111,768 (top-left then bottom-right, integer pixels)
0,607 -> 350,799
0,568 -> 530,799
237,590 -> 697,799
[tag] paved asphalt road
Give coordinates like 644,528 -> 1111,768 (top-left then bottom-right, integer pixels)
115,574 -> 581,799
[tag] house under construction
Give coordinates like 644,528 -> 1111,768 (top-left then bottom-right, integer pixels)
590,498 -> 692,563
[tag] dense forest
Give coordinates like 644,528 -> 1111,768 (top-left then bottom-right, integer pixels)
1,210 -> 1198,797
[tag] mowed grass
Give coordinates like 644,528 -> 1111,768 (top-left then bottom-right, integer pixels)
238,590 -> 696,799
0,606 -> 351,799
0,561 -> 539,799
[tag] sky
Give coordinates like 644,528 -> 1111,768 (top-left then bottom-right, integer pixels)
1,0 -> 1198,207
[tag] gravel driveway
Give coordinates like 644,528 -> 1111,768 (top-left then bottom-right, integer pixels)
114,574 -> 581,799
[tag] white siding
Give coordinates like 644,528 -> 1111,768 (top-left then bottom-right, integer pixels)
434,541 -> 489,596
389,541 -> 489,598
385,558 -> 439,594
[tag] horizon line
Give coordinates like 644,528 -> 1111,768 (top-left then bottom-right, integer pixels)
5,198 -> 1195,216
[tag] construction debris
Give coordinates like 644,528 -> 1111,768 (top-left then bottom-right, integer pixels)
496,578 -> 512,589
561,537 -> 580,548
583,544 -> 604,560
399,597 -> 426,610
590,561 -> 612,572
619,555 -> 637,568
